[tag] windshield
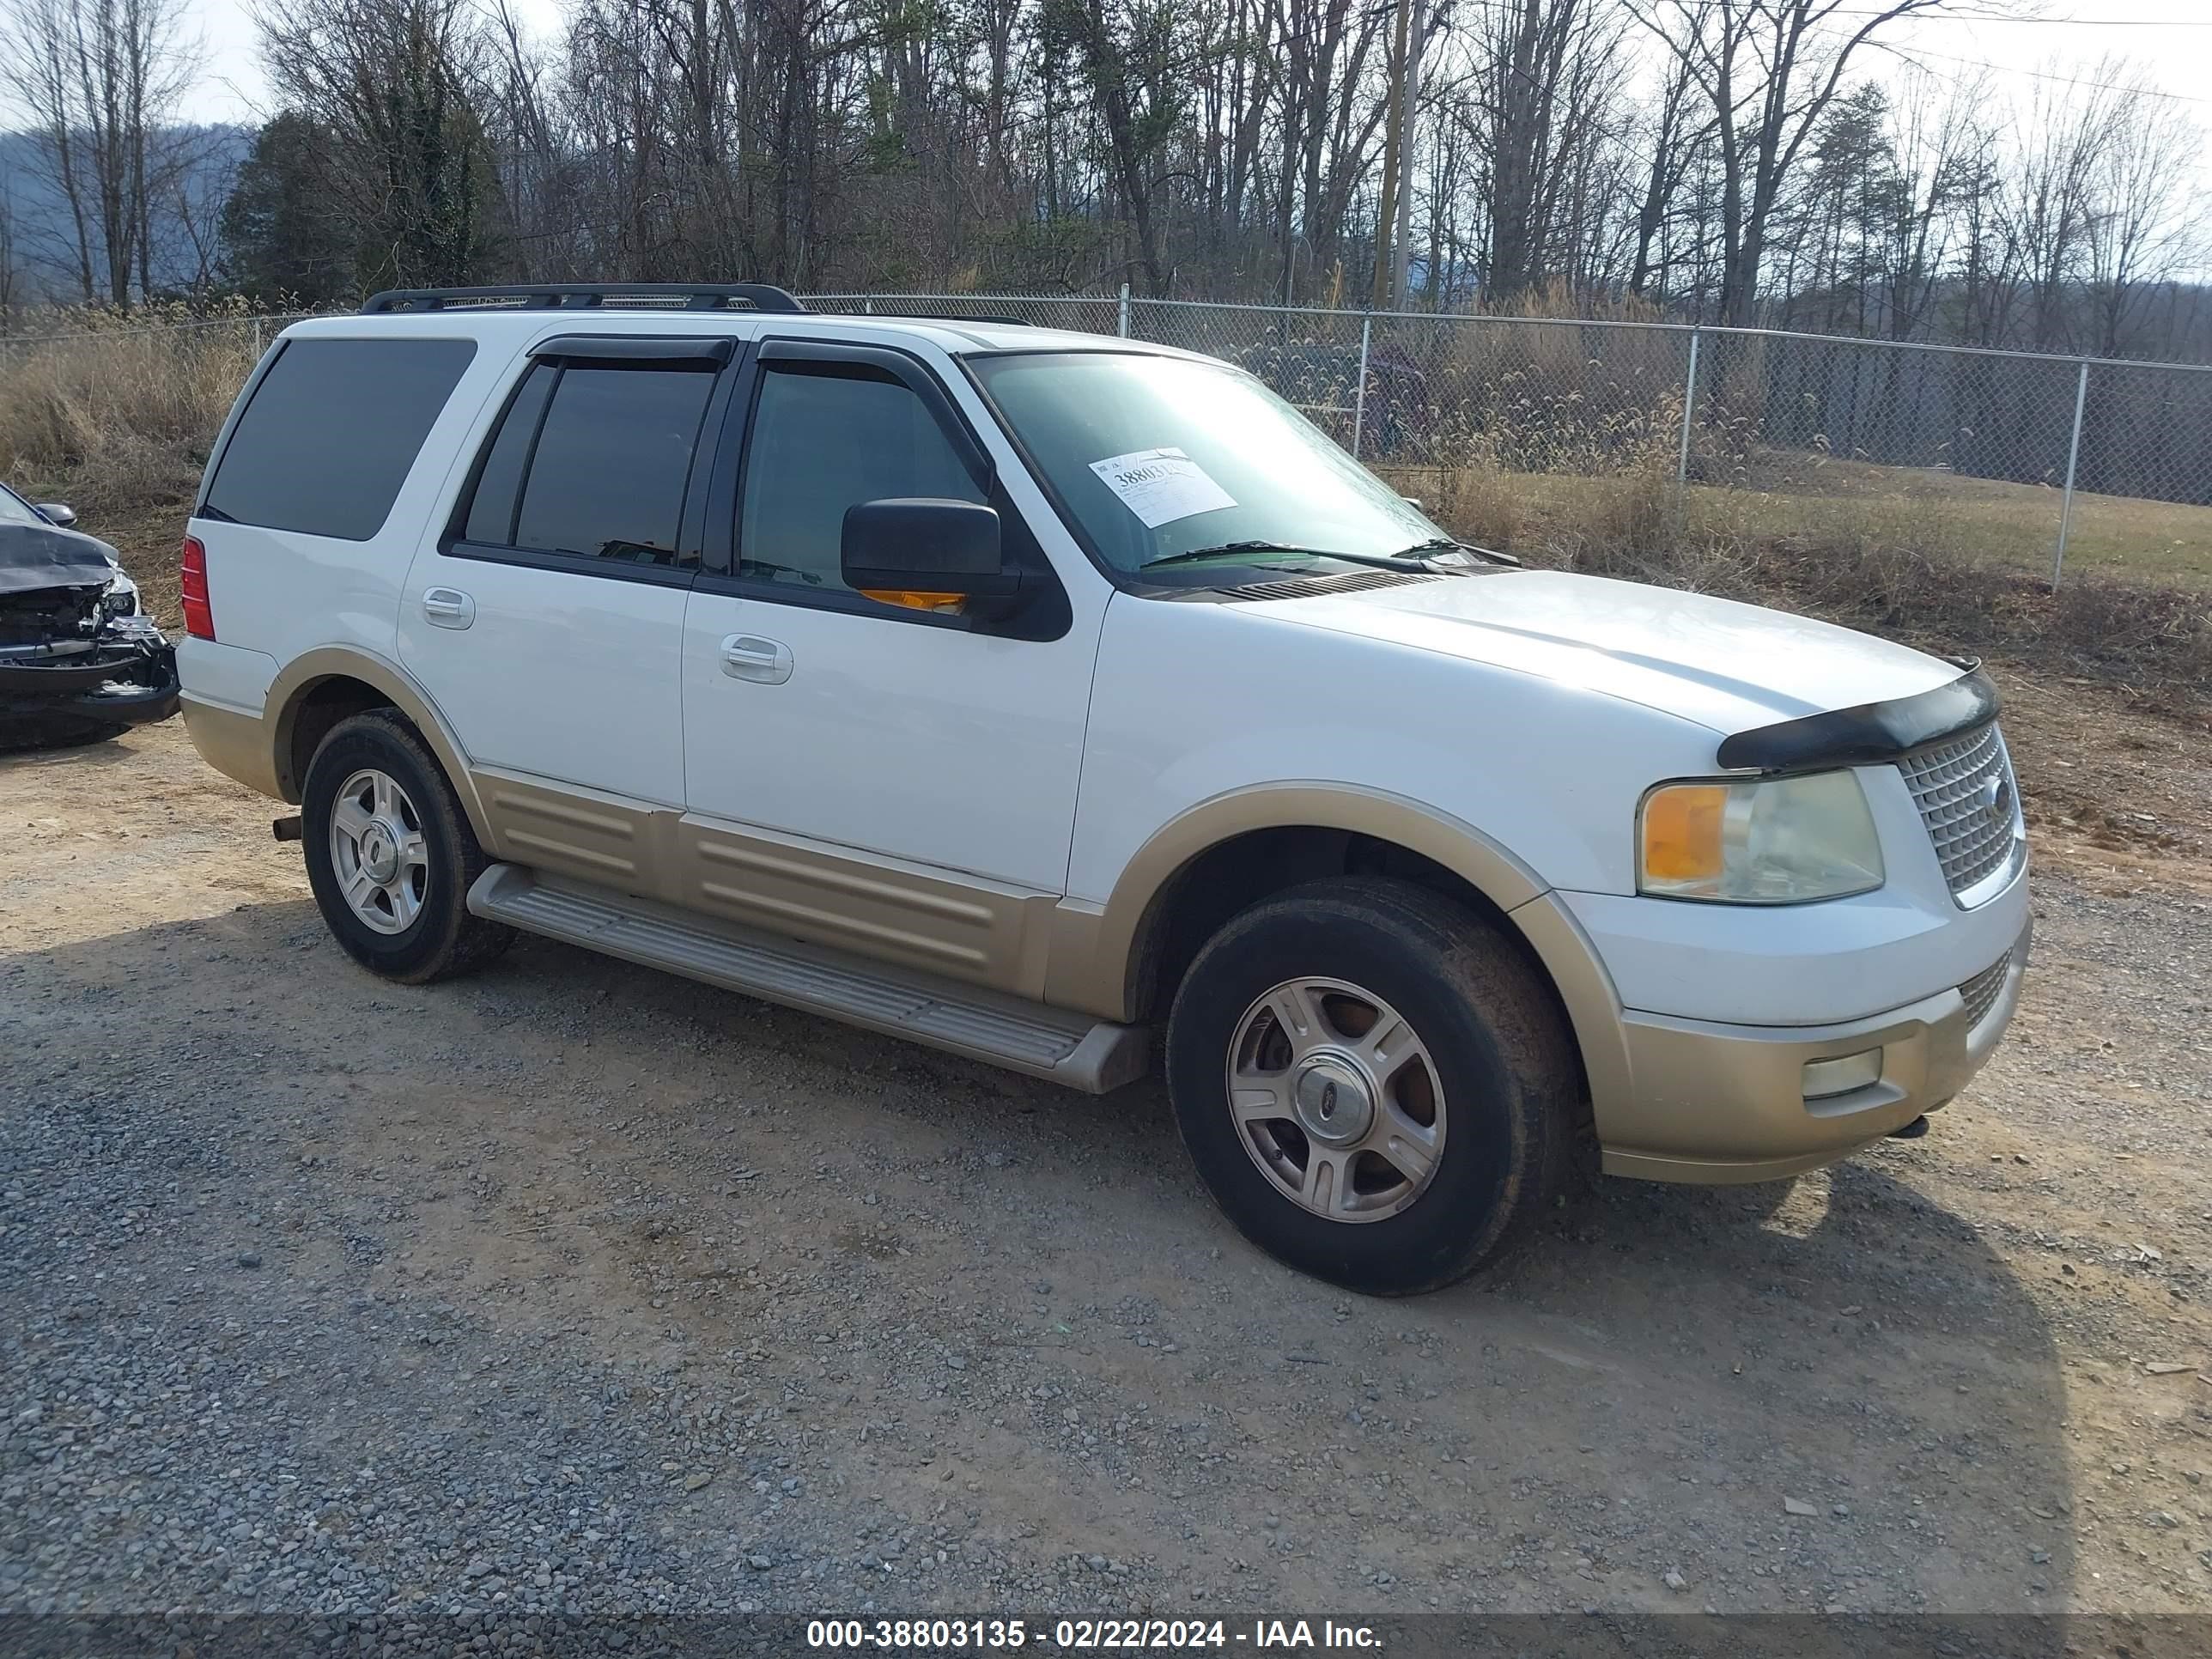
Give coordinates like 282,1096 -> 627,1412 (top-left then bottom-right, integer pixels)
0,485 -> 46,527
967,351 -> 1445,574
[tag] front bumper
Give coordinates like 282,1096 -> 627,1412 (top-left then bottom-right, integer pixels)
0,640 -> 180,728
1599,920 -> 2031,1182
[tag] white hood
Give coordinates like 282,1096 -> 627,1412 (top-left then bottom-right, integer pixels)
1260,568 -> 1962,738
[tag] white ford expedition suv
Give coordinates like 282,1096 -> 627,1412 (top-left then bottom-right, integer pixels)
179,283 -> 2029,1294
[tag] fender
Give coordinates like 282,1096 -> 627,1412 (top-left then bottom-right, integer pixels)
1045,783 -> 1547,1020
264,645 -> 495,845
1042,781 -> 1634,1130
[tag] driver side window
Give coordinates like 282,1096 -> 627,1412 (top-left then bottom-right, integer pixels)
738,362 -> 984,592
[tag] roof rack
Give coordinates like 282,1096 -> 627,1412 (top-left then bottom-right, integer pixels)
830,308 -> 1034,328
360,283 -> 806,315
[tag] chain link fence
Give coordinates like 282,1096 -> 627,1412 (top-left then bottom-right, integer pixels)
804,292 -> 1123,337
7,293 -> 2208,586
0,312 -> 308,364
813,292 -> 2212,588
1167,300 -> 2212,587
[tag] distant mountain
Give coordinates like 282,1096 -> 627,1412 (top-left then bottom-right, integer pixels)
0,125 -> 252,301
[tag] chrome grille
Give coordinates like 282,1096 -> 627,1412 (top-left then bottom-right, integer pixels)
1958,948 -> 2013,1033
1897,722 -> 2021,902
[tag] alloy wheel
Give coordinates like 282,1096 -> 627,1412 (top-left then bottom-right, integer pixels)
328,767 -> 429,936
1224,976 -> 1447,1223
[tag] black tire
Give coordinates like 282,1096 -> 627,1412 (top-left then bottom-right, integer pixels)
1165,876 -> 1583,1296
301,708 -> 514,984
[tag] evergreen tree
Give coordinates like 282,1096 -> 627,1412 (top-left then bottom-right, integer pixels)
217,112 -> 356,307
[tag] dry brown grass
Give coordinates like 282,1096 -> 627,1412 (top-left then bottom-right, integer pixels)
1,313 -> 263,526
1698,450 -> 2212,586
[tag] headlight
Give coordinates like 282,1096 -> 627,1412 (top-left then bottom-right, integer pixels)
1639,771 -> 1883,903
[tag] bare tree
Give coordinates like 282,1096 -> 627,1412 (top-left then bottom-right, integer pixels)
1627,0 -> 1956,325
1049,0 -> 1194,297
1868,70 -> 1973,339
1991,70 -> 2106,352
179,0 -> 2212,361
252,0 -> 509,292
0,0 -> 204,307
1462,0 -> 1629,304
160,125 -> 235,302
2078,64 -> 2207,359
1624,35 -> 1706,299
0,182 -> 22,323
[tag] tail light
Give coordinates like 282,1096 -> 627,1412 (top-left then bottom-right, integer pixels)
179,536 -> 215,641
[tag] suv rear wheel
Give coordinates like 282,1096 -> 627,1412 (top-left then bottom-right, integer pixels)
1165,876 -> 1582,1295
301,710 -> 514,983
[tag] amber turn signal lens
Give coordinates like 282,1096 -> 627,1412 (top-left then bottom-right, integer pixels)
1641,783 -> 1728,884
1638,771 -> 1885,903
856,589 -> 965,612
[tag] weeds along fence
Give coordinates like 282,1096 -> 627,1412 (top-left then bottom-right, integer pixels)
7,296 -> 2210,587
0,313 -> 306,506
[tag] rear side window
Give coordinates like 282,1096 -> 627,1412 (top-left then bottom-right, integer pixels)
203,337 -> 475,540
459,361 -> 715,568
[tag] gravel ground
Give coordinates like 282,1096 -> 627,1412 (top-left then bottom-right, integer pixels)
4,719 -> 2212,1648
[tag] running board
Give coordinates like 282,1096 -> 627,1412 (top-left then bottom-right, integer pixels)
466,864 -> 1149,1093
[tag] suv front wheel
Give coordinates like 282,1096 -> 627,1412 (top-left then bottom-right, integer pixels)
1165,877 -> 1583,1295
301,710 -> 514,983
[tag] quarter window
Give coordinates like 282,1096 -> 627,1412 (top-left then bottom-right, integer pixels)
460,361 -> 716,567
203,337 -> 475,541
737,364 -> 984,592
462,363 -> 555,547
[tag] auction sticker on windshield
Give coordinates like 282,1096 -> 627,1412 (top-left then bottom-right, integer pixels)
1088,447 -> 1237,528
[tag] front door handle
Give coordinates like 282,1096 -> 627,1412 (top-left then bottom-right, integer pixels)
422,586 -> 476,629
720,633 -> 793,684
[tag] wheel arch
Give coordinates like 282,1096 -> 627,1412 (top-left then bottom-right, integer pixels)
266,647 -> 493,845
1046,784 -> 1634,1125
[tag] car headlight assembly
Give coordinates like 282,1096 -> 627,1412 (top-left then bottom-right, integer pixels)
1639,770 -> 1884,903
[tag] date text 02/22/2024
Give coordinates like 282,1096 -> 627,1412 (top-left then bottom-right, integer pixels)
805,1617 -> 1384,1650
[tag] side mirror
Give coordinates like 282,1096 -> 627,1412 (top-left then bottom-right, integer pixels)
841,497 -> 1018,606
36,502 -> 77,528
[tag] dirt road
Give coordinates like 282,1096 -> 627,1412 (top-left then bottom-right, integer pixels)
5,715 -> 2212,1640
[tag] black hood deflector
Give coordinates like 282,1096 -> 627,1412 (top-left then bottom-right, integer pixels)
1716,661 -> 1999,772
0,521 -> 120,597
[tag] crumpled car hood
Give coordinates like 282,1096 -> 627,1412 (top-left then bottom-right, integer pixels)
0,520 -> 122,597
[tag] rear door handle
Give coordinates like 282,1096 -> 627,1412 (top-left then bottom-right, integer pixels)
720,634 -> 793,684
422,587 -> 476,629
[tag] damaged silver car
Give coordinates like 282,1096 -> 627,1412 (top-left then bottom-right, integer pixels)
0,483 -> 179,750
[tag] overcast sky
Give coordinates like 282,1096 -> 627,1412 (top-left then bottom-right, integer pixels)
178,0 -> 2212,174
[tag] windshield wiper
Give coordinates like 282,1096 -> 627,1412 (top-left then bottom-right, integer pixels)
1139,540 -> 1334,570
1317,548 -> 1443,574
1393,536 -> 1520,568
1140,539 -> 1483,578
